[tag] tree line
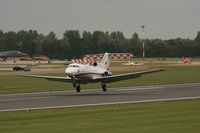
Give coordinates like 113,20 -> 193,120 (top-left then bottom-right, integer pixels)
0,30 -> 200,59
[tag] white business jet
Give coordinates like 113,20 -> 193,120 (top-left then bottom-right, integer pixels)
20,53 -> 162,92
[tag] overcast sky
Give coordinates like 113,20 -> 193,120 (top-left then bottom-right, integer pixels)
0,0 -> 200,39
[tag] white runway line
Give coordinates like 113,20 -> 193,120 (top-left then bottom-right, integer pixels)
112,86 -> 163,92
0,90 -> 74,97
159,83 -> 200,87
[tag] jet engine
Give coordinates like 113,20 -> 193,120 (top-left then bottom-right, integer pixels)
103,71 -> 112,76
93,62 -> 97,66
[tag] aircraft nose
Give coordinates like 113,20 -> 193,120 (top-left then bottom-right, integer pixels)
65,67 -> 70,75
65,67 -> 77,76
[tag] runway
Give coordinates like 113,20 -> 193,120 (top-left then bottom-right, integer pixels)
1,83 -> 200,112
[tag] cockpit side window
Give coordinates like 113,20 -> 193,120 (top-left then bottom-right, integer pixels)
68,65 -> 80,68
74,65 -> 79,67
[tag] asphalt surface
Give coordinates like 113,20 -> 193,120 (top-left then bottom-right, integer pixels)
1,83 -> 200,112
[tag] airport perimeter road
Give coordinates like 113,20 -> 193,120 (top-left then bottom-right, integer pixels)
1,83 -> 200,112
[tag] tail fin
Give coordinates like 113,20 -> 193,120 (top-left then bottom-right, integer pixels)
99,53 -> 111,69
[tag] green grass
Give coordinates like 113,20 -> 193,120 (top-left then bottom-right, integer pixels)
111,66 -> 200,87
0,66 -> 200,94
0,100 -> 200,133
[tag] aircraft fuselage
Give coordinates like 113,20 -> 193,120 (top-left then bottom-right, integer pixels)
65,63 -> 112,80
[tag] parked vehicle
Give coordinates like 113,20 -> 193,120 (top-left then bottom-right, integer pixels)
13,66 -> 31,71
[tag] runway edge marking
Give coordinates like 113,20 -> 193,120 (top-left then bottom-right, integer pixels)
0,96 -> 57,102
1,96 -> 200,112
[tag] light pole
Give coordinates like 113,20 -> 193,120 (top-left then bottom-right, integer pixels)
141,25 -> 145,60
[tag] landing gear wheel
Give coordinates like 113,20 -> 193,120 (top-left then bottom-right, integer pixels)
102,84 -> 107,92
76,85 -> 81,92
73,83 -> 76,88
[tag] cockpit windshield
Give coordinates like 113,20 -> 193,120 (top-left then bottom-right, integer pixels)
68,65 -> 80,68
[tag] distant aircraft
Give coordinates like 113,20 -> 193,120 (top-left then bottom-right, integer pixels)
20,53 -> 162,92
0,51 -> 27,58
122,61 -> 144,66
181,58 -> 192,64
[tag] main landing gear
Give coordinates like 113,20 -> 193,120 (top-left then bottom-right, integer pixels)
73,83 -> 108,92
101,83 -> 107,92
73,83 -> 81,92
76,85 -> 81,92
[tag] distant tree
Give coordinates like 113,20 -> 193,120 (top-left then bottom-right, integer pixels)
4,31 -> 18,51
16,30 -> 39,55
129,33 -> 141,57
42,31 -> 60,59
0,30 -> 5,51
0,29 -> 200,59
111,31 -> 126,53
97,32 -> 114,53
63,30 -> 81,58
82,31 -> 94,54
146,39 -> 168,57
194,31 -> 200,57
194,31 -> 200,42
34,34 -> 45,56
60,37 -> 74,59
110,31 -> 125,40
92,31 -> 105,53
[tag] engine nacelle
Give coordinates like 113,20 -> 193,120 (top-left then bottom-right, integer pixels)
93,62 -> 97,66
103,71 -> 112,76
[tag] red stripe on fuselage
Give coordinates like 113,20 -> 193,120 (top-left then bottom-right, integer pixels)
67,72 -> 102,77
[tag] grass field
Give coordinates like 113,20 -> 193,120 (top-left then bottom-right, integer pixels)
112,66 -> 200,87
0,66 -> 200,94
0,100 -> 200,133
1,62 -> 200,133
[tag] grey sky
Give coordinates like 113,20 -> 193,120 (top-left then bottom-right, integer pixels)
0,0 -> 200,39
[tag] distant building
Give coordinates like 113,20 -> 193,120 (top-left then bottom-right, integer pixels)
33,56 -> 49,61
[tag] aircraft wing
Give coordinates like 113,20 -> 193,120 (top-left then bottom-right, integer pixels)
19,74 -> 76,83
19,69 -> 162,83
92,69 -> 163,83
